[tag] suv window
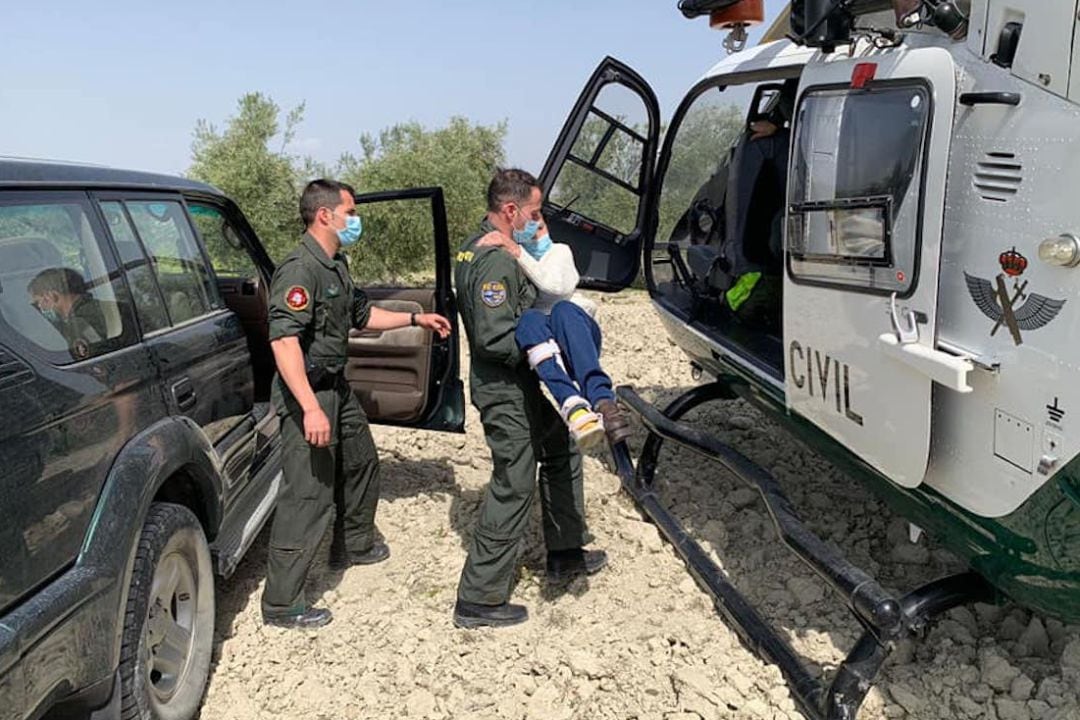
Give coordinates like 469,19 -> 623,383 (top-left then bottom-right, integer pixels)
0,197 -> 136,362
125,200 -> 220,325
99,201 -> 171,333
187,203 -> 258,279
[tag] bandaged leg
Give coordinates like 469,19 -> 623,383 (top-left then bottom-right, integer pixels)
516,311 -> 582,407
559,395 -> 605,451
525,339 -> 585,411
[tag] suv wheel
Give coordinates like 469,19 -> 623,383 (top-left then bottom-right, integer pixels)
119,502 -> 214,720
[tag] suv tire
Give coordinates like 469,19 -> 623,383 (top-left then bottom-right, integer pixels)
118,502 -> 214,720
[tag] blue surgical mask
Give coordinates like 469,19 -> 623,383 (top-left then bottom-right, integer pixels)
40,307 -> 60,324
512,209 -> 541,245
337,214 -> 363,246
522,233 -> 553,260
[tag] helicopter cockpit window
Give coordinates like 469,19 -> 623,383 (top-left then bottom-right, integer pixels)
788,84 -> 930,295
548,83 -> 650,238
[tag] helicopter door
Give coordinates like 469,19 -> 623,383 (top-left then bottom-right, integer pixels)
538,57 -> 661,290
783,49 -> 957,488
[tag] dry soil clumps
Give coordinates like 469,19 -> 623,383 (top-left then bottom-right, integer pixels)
204,292 -> 1080,719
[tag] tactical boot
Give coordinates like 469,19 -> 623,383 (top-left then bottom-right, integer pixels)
595,399 -> 632,445
453,600 -> 529,629
546,548 -> 609,582
329,541 -> 390,570
262,607 -> 333,629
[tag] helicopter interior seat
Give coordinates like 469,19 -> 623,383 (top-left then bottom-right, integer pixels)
683,126 -> 789,305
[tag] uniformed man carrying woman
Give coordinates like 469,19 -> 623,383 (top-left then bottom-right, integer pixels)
262,179 -> 451,629
452,169 -> 608,629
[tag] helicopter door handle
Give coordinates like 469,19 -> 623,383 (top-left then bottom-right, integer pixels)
959,92 -> 1021,107
887,293 -> 920,345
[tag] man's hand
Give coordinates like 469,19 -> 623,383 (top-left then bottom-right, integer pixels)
750,119 -> 779,141
416,313 -> 452,339
476,230 -> 521,257
303,406 -> 332,447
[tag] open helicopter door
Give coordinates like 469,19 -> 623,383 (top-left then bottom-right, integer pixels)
783,48 -> 958,488
538,57 -> 661,290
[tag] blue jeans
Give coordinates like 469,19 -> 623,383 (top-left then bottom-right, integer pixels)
515,301 -> 614,409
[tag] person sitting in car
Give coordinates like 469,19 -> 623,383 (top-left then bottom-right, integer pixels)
28,267 -> 108,351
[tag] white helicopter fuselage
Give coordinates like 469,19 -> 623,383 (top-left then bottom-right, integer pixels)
650,0 -> 1080,621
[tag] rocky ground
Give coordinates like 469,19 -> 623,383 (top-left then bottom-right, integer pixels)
203,292 -> 1080,720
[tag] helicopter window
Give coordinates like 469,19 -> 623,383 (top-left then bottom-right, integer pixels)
650,85 -> 750,288
548,83 -> 650,237
788,83 -> 930,295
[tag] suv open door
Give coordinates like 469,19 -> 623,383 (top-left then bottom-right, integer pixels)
347,187 -> 464,432
199,186 -> 465,433
539,57 -> 661,290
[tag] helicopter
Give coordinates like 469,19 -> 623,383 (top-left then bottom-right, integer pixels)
528,1 -> 1080,718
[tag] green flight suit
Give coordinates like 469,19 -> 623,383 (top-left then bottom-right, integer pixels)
262,233 -> 381,615
64,294 -> 108,342
455,220 -> 592,606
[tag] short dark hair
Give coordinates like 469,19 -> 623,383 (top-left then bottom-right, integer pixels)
486,168 -> 541,213
300,178 -> 356,227
28,267 -> 88,297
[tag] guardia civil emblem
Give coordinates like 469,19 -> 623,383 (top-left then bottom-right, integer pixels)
481,280 -> 507,308
964,248 -> 1066,346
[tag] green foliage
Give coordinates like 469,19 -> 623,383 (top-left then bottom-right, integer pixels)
185,89 -> 743,290
188,93 -> 305,263
338,117 -> 506,285
188,96 -> 505,285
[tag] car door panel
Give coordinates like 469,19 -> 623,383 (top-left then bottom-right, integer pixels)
346,293 -> 433,424
348,188 -> 464,432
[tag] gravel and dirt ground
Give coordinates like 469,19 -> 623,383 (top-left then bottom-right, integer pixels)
203,292 -> 1080,720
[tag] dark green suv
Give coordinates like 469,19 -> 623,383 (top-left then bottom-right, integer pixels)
0,161 -> 464,719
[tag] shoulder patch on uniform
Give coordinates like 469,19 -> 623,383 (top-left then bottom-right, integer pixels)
285,285 -> 310,311
481,280 -> 507,308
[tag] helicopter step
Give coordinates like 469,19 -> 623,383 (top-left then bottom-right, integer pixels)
610,382 -> 995,720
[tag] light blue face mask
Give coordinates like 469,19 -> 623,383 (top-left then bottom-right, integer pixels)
40,307 -> 60,324
522,233 -> 553,260
512,209 -> 541,245
337,214 -> 363,246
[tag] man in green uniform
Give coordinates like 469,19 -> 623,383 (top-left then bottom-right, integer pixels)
453,169 -> 607,629
262,179 -> 450,629
28,267 -> 108,346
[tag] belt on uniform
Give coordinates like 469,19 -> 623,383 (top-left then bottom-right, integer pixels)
305,363 -> 345,392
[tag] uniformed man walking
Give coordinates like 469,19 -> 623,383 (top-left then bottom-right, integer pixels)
262,179 -> 451,629
453,169 -> 607,629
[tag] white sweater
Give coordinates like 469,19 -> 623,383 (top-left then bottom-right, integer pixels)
516,244 -> 597,317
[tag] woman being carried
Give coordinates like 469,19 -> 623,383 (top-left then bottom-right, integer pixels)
477,220 -> 631,450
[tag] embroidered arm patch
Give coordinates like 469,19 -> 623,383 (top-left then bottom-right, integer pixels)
285,285 -> 310,311
481,280 -> 507,308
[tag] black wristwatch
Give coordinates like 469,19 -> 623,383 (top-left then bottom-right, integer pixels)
410,312 -> 417,327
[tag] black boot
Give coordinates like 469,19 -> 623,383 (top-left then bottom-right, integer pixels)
262,607 -> 333,629
546,548 -> 609,581
452,600 -> 528,629
329,541 -> 390,570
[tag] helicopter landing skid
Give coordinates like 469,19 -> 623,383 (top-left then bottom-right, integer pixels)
610,381 -> 995,720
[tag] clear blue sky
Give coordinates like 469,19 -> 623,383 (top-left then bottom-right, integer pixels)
0,0 -> 787,177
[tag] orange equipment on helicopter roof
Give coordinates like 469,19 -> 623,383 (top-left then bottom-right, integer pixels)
708,0 -> 765,30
